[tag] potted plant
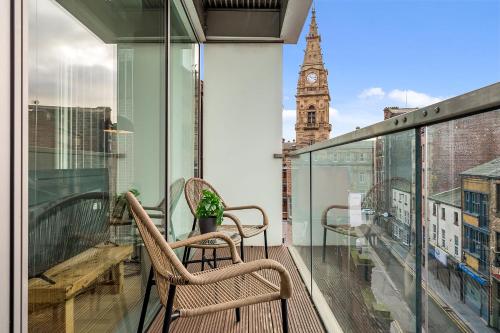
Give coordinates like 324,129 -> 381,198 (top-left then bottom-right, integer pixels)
196,190 -> 224,234
112,188 -> 140,221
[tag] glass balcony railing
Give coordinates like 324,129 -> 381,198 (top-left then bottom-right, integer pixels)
289,83 -> 500,333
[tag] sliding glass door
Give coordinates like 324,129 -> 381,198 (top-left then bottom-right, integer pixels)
27,0 -> 199,331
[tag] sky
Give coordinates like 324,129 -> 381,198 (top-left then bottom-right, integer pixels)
282,0 -> 500,141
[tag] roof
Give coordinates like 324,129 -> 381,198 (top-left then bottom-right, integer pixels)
429,188 -> 461,207
283,141 -> 297,151
461,158 -> 500,179
392,181 -> 411,193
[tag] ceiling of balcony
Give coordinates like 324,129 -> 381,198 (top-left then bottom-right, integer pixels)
193,0 -> 311,43
201,0 -> 282,9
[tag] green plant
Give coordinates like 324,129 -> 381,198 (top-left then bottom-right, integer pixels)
196,190 -> 224,225
113,188 -> 141,219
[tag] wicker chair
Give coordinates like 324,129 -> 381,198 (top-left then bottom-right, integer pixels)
184,178 -> 269,261
126,192 -> 293,333
321,205 -> 349,262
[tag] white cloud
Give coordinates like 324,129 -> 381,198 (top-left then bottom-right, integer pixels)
388,89 -> 442,107
358,87 -> 385,99
282,109 -> 296,119
329,107 -> 339,118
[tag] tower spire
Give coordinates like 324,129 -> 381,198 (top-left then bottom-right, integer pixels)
308,3 -> 319,39
295,3 -> 331,147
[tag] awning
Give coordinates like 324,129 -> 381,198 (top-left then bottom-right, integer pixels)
459,263 -> 488,286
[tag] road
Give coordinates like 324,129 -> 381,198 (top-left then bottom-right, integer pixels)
371,237 -> 467,333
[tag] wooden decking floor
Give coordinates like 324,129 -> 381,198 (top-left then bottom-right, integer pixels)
148,246 -> 325,333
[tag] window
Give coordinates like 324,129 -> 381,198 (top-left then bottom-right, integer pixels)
307,111 -> 316,124
441,229 -> 446,247
432,203 -> 437,216
359,173 -> 366,184
432,224 -> 437,240
394,226 -> 400,239
441,207 -> 446,220
454,212 -> 459,226
497,184 -> 500,216
359,153 -> 365,161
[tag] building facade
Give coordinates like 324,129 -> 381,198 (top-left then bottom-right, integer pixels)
461,158 -> 500,327
428,188 -> 462,261
294,8 -> 331,148
282,7 -> 332,221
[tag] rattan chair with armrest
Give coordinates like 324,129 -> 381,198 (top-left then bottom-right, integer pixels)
184,178 -> 270,261
126,192 -> 293,333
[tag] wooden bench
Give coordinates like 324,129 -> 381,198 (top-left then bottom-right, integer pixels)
29,244 -> 133,333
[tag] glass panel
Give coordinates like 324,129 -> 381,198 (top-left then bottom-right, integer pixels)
28,0 -> 169,330
168,0 -> 199,250
290,152 -> 312,290
310,132 -> 417,332
423,110 -> 500,332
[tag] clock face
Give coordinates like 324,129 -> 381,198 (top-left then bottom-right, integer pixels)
306,72 -> 318,83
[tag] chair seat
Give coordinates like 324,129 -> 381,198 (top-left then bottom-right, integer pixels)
219,224 -> 266,238
175,266 -> 280,317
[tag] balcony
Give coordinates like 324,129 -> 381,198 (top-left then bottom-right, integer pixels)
305,122 -> 320,130
12,0 -> 500,332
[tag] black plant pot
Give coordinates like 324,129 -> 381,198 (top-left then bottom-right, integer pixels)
199,217 -> 217,234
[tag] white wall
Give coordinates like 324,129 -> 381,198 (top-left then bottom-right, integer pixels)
429,200 -> 462,261
203,44 -> 283,246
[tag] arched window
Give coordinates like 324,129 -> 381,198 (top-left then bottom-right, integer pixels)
307,106 -> 316,124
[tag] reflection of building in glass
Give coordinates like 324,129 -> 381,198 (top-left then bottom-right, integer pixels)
392,186 -> 411,247
461,158 -> 500,326
313,140 -> 375,195
373,127 -> 415,250
28,104 -> 112,170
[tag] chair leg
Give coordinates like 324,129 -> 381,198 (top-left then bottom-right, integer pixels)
240,238 -> 245,261
162,285 -> 177,333
182,247 -> 192,267
201,249 -> 206,271
322,229 -> 327,263
235,307 -> 241,322
264,230 -> 269,259
137,267 -> 155,333
281,299 -> 289,333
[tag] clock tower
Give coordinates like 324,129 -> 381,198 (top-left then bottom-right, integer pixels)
295,7 -> 331,147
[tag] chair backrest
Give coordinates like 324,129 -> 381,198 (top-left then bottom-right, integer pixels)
166,177 -> 186,242
184,178 -> 226,216
29,192 -> 110,278
321,204 -> 349,226
126,192 -> 190,305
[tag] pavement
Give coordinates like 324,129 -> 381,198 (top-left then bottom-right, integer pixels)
376,227 -> 496,333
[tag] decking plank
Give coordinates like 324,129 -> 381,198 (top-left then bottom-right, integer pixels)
149,246 -> 325,333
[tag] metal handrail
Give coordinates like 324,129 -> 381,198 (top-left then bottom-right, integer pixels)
291,82 -> 500,156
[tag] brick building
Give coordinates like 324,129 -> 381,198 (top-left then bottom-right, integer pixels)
461,158 -> 500,328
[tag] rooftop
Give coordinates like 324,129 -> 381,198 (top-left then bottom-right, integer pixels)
461,157 -> 500,179
429,188 -> 462,207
